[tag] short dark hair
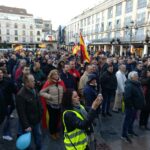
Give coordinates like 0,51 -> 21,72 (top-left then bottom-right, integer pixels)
23,74 -> 32,84
62,89 -> 74,110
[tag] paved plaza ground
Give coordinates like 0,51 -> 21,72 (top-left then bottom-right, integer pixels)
0,111 -> 150,150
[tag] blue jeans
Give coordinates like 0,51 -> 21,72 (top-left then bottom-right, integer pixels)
3,105 -> 14,136
102,92 -> 114,113
122,108 -> 137,137
18,123 -> 43,150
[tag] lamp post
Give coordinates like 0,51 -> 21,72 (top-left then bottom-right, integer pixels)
124,21 -> 138,54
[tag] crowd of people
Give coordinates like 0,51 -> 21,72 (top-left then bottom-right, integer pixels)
0,48 -> 150,149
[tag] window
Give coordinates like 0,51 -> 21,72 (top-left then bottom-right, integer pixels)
135,28 -> 144,40
137,0 -> 147,9
96,13 -> 100,23
30,37 -> 33,43
115,31 -> 120,38
37,38 -> 40,41
15,37 -> 18,41
14,23 -> 18,28
22,30 -> 26,36
22,24 -> 26,29
102,11 -> 104,21
84,18 -> 86,26
115,19 -> 121,29
14,30 -> 18,36
101,22 -> 104,32
6,29 -> 10,35
116,3 -> 122,16
44,24 -> 49,28
107,32 -> 112,39
137,12 -> 145,25
87,16 -> 91,25
0,29 -> 1,34
124,16 -> 132,26
30,25 -> 33,29
126,0 -> 133,13
30,31 -> 33,36
108,7 -> 113,19
95,24 -> 100,33
6,23 -> 10,28
92,15 -> 95,24
22,37 -> 26,42
6,37 -> 10,42
107,22 -> 112,30
37,31 -> 40,35
80,20 -> 83,28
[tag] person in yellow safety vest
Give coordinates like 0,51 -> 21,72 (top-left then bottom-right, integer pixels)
62,89 -> 103,150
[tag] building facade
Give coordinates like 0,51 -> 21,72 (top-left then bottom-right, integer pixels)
0,6 -> 52,49
66,0 -> 150,56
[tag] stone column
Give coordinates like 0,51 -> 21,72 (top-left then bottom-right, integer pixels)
104,45 -> 107,52
120,45 -> 123,56
143,44 -> 148,57
111,45 -> 115,55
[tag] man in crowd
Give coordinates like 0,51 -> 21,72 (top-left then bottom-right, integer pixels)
16,74 -> 43,150
0,68 -> 17,141
69,60 -> 80,90
121,71 -> 145,143
113,64 -> 127,112
60,64 -> 75,90
100,64 -> 117,117
78,64 -> 93,96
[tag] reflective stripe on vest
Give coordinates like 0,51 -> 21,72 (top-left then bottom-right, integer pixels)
63,106 -> 88,150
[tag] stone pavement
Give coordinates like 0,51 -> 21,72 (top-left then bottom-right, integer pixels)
0,111 -> 150,150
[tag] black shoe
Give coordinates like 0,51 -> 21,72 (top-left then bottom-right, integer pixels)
112,110 -> 119,113
106,112 -> 112,117
121,136 -> 132,143
145,126 -> 150,131
128,132 -> 138,137
102,113 -> 106,117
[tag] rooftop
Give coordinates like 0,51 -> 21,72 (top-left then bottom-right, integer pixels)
0,5 -> 33,16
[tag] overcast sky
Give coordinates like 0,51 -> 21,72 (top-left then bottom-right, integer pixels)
1,0 -> 101,30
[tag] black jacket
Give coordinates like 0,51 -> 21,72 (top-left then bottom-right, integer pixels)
124,80 -> 145,109
141,77 -> 150,111
0,78 -> 17,106
60,71 -> 75,90
16,87 -> 43,130
100,70 -> 117,94
0,89 -> 5,124
63,108 -> 96,133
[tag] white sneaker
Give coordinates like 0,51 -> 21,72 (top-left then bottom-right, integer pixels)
2,135 -> 13,141
10,114 -> 15,119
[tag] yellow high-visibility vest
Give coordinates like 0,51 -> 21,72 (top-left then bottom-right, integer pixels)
63,106 -> 88,150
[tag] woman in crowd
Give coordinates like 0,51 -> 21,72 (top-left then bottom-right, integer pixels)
40,69 -> 65,140
62,89 -> 103,150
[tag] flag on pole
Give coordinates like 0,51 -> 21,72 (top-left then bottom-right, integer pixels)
79,33 -> 90,63
14,45 -> 23,51
72,45 -> 80,55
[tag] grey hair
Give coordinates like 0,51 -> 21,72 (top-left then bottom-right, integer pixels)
128,71 -> 138,80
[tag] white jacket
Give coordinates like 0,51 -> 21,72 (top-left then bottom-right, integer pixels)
116,70 -> 127,94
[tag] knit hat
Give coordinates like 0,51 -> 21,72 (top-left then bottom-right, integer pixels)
87,73 -> 96,83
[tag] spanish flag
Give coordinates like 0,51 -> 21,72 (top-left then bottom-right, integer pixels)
14,45 -> 23,51
39,43 -> 46,48
72,45 -> 80,55
80,33 -> 90,63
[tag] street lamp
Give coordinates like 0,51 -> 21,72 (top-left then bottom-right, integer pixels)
124,21 -> 138,53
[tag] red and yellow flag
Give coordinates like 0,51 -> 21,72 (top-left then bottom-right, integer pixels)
80,33 -> 90,63
72,45 -> 80,55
